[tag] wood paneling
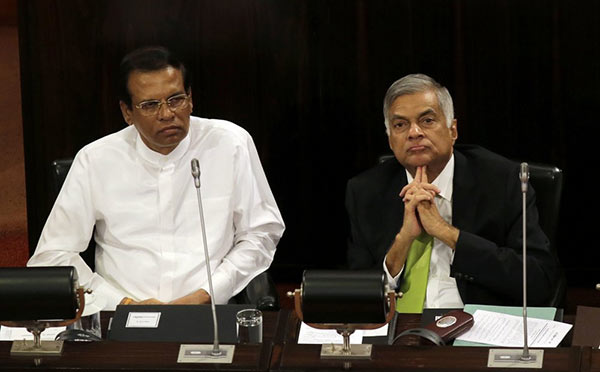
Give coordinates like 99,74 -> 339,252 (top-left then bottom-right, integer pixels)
0,0 -> 27,267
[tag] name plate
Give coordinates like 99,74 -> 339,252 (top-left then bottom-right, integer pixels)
126,312 -> 161,328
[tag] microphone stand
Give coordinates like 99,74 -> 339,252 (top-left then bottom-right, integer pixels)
487,163 -> 544,368
177,159 -> 234,364
521,162 -> 531,361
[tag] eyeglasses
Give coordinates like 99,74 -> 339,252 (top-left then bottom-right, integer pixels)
134,93 -> 190,116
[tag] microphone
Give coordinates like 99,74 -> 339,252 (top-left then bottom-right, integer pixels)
488,162 -> 543,367
519,162 -> 531,361
177,159 -> 234,363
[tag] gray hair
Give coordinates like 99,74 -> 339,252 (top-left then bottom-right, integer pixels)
383,74 -> 454,135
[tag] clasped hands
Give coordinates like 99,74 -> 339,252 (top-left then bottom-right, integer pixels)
385,166 -> 460,276
399,166 -> 458,249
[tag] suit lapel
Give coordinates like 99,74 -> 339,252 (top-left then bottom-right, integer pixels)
380,159 -> 408,250
452,149 -> 477,231
390,162 -> 408,228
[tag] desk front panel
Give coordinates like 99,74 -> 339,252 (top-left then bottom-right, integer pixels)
0,309 -> 284,372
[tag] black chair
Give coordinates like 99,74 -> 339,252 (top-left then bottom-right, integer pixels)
527,163 -> 566,308
377,155 -> 566,307
50,159 -> 279,310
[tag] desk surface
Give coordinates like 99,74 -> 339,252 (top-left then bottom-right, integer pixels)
0,308 -> 594,372
270,309 -> 584,372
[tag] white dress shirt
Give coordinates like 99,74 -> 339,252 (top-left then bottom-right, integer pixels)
384,154 -> 464,308
28,117 -> 285,310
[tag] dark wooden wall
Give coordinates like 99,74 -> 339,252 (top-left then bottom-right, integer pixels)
18,0 -> 600,284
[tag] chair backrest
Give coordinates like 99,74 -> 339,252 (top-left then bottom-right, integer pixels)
526,163 -> 563,254
50,159 -> 74,197
378,154 -> 395,164
50,159 -> 96,271
526,163 -> 566,307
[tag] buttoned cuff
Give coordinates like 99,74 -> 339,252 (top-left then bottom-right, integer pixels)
203,271 -> 234,305
383,255 -> 403,290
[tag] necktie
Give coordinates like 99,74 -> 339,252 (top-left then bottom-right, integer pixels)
396,233 -> 433,313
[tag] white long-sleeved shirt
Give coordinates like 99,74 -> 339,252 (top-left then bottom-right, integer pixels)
28,117 -> 285,310
384,154 -> 464,308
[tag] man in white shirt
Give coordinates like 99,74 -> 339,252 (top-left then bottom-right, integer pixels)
28,46 -> 285,310
346,74 -> 557,309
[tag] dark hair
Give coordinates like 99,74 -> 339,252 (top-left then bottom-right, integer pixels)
118,46 -> 191,107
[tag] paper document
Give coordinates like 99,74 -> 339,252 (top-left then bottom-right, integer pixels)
298,322 -> 364,344
455,310 -> 571,348
297,322 -> 389,344
0,326 -> 66,341
363,324 -> 389,337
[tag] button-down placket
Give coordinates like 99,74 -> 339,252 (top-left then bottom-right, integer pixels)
157,161 -> 176,301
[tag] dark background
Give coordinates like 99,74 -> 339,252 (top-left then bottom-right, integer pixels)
18,0 -> 599,285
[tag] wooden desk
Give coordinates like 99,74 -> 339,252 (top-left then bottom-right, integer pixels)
270,310 -> 585,372
0,309 -> 590,372
0,309 -> 285,372
0,341 -> 268,371
580,348 -> 600,372
271,344 -> 583,371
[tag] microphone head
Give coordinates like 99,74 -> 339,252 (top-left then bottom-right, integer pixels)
191,159 -> 200,177
519,162 -> 529,193
519,162 -> 529,183
191,159 -> 201,188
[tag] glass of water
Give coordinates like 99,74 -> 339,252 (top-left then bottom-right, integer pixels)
236,309 -> 263,343
68,312 -> 102,340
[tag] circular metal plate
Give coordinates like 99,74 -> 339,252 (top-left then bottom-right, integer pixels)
436,315 -> 457,328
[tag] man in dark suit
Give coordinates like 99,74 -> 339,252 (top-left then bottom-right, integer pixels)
346,74 -> 557,309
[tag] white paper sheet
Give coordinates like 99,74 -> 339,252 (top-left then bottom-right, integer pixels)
298,322 -> 364,344
0,326 -> 66,341
363,324 -> 388,337
455,310 -> 572,348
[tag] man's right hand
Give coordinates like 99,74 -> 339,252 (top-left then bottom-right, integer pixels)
398,166 -> 439,240
119,297 -> 164,305
385,166 -> 439,277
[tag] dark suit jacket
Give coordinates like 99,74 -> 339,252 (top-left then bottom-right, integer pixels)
345,144 -> 558,306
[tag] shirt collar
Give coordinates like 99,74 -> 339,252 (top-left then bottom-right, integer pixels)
405,153 -> 454,202
134,125 -> 191,167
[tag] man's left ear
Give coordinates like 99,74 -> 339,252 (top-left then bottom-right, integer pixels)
119,100 -> 134,126
450,119 -> 458,141
187,89 -> 193,111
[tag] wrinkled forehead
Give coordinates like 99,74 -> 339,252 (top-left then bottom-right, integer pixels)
389,90 -> 444,118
